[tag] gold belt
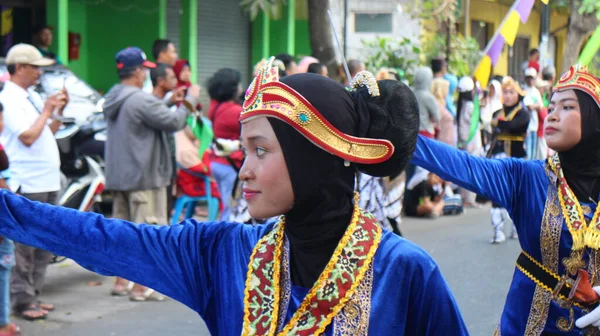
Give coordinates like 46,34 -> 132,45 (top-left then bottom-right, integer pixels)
496,134 -> 525,142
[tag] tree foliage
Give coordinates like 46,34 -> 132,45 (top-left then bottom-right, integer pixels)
422,34 -> 482,78
579,0 -> 600,19
362,37 -> 421,83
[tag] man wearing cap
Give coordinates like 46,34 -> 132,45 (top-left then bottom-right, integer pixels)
102,47 -> 199,301
0,44 -> 68,320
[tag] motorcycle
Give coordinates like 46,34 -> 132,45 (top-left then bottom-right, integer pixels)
53,113 -> 107,263
57,112 -> 106,211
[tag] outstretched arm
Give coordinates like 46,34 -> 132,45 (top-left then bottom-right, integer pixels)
411,135 -> 528,212
0,189 -> 241,314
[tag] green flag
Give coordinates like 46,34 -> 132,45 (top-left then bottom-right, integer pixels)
467,92 -> 481,143
187,114 -> 214,159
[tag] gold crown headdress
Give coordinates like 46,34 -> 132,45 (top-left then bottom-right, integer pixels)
554,64 -> 600,108
240,57 -> 393,164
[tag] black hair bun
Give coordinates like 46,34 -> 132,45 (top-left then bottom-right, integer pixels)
352,80 -> 420,177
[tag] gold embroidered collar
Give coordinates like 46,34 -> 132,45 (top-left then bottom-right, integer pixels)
241,194 -> 382,335
549,154 -> 600,250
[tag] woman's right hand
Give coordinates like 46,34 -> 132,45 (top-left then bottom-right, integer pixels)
188,85 -> 201,98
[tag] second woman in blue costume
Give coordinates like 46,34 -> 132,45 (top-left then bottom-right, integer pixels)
413,64 -> 600,335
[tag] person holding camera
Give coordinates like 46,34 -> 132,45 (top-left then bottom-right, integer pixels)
0,44 -> 66,321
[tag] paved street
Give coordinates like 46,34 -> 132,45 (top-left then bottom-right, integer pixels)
18,205 -> 519,335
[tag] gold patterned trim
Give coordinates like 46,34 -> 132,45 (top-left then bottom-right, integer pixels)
240,57 -> 394,165
241,217 -> 285,335
549,154 -> 600,250
554,64 -> 600,109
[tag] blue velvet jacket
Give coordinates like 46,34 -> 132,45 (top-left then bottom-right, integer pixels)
0,187 -> 468,335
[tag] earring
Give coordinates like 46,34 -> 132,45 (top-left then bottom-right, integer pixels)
344,160 -> 351,167
351,71 -> 380,97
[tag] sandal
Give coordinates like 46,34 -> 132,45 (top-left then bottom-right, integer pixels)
18,305 -> 47,321
37,301 -> 55,311
111,281 -> 132,296
0,323 -> 21,336
130,288 -> 166,302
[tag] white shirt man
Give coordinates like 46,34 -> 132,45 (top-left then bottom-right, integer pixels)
0,44 -> 68,320
0,81 -> 60,192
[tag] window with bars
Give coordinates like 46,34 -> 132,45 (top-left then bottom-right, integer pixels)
354,13 -> 393,33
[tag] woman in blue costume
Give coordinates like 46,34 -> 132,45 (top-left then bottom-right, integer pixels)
0,58 -> 467,335
412,64 -> 600,335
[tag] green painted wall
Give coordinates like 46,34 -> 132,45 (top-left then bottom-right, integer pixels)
294,20 -> 311,58
46,0 -> 69,65
66,1 -> 88,79
85,0 -> 160,92
251,12 -> 267,67
251,18 -> 312,66
269,18 -> 288,57
250,0 -> 311,67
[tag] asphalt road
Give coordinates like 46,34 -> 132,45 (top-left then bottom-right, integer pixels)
18,205 -> 519,335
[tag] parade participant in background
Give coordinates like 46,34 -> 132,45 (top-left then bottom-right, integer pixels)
432,77 -> 455,146
485,77 -> 531,243
207,68 -> 244,221
445,73 -> 459,117
412,64 -> 600,335
103,47 -> 198,301
296,56 -> 319,73
274,53 -> 298,76
524,67 -> 544,160
307,63 -> 328,77
480,79 -> 503,149
413,67 -> 439,138
403,167 -> 445,218
456,76 -> 482,208
0,57 -> 468,335
340,60 -> 366,86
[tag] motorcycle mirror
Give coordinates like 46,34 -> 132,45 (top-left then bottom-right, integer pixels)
58,117 -> 77,125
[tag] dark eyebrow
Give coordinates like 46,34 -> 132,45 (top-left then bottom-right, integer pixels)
549,98 -> 578,105
245,135 -> 267,142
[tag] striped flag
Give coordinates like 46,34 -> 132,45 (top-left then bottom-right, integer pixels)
473,0 -> 548,88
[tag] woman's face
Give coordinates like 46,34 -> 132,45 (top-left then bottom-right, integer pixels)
489,85 -> 496,99
545,89 -> 582,152
179,65 -> 191,83
239,117 -> 294,219
503,88 -> 519,106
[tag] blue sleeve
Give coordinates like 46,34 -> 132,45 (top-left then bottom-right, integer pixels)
411,135 -> 528,212
0,189 -> 251,314
406,266 -> 469,336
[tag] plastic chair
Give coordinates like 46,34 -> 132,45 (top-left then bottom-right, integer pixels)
171,164 -> 220,225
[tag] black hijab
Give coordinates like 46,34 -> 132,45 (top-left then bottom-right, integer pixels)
558,90 -> 600,201
266,74 -> 419,287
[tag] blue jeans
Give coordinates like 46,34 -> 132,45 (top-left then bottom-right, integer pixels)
210,162 -> 238,221
526,131 -> 537,160
0,238 -> 14,326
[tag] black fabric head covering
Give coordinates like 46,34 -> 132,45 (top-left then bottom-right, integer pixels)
557,90 -> 600,200
267,73 -> 419,287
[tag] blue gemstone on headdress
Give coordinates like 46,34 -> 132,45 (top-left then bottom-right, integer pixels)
299,113 -> 309,123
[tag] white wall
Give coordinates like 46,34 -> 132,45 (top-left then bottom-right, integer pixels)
329,0 -> 421,62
